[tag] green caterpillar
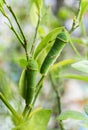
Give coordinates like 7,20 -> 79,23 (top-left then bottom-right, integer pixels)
40,32 -> 68,75
19,58 -> 38,106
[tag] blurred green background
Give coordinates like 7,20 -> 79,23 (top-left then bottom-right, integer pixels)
0,0 -> 88,130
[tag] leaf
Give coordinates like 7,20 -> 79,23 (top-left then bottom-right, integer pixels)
51,59 -> 76,70
84,104 -> 88,115
19,59 -> 28,68
14,108 -> 52,130
58,110 -> 88,121
34,27 -> 65,60
33,0 -> 43,11
29,107 -> 43,118
71,37 -> 88,45
30,3 -> 38,26
38,26 -> 46,37
79,0 -> 88,20
0,0 -> 6,15
25,109 -> 52,130
34,28 -> 67,70
0,0 -> 5,5
72,60 -> 88,73
62,74 -> 88,82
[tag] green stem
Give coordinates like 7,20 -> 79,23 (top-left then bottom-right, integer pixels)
22,104 -> 31,118
6,4 -> 29,61
81,19 -> 87,37
0,92 -> 22,121
26,76 -> 44,118
69,0 -> 82,34
49,74 -> 65,130
69,39 -> 82,57
7,5 -> 27,44
5,15 -> 24,47
68,1 -> 83,58
76,0 -> 82,21
31,12 -> 40,55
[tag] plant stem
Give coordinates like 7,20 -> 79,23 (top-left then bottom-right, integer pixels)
6,4 -> 29,61
0,92 -> 22,121
22,104 -> 32,118
6,5 -> 26,44
49,74 -> 65,130
30,12 -> 41,55
81,19 -> 87,37
68,1 -> 83,58
69,39 -> 82,58
26,75 -> 44,118
5,15 -> 24,47
69,0 -> 82,34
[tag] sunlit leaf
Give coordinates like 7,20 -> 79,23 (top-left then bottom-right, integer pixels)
62,74 -> 88,82
72,60 -> 88,73
34,27 -> 68,69
0,0 -> 6,15
58,110 -> 88,121
38,26 -> 46,37
29,107 -> 43,118
51,59 -> 76,70
33,0 -> 43,11
19,59 -> 28,68
25,109 -> 52,130
30,3 -> 38,26
34,27 -> 65,60
78,0 -> 88,21
14,108 -> 52,130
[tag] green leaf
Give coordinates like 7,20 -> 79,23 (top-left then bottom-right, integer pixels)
38,26 -> 46,37
72,60 -> 88,73
84,104 -> 88,115
33,0 -> 43,11
0,0 -> 6,15
51,59 -> 76,70
30,3 -> 38,26
71,37 -> 88,45
14,108 -> 52,130
34,27 -> 65,60
25,109 -> 52,130
62,74 -> 88,82
34,27 -> 67,69
58,110 -> 88,121
19,59 -> 28,68
79,0 -> 88,20
0,0 -> 5,5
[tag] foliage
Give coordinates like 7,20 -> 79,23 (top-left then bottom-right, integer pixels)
0,0 -> 88,130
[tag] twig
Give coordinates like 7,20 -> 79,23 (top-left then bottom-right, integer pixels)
6,5 -> 27,44
5,15 -> 24,47
5,4 -> 29,61
69,0 -> 82,34
49,73 -> 65,130
30,12 -> 41,55
69,0 -> 82,58
69,39 -> 82,58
